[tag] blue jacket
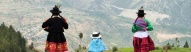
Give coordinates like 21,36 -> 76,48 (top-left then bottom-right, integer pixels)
88,38 -> 106,52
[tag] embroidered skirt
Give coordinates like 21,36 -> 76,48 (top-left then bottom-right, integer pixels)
45,32 -> 68,52
133,31 -> 155,52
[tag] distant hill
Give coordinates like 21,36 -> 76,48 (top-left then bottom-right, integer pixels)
0,0 -> 190,51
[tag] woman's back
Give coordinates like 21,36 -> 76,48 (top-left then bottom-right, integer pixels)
42,17 -> 68,32
135,18 -> 147,29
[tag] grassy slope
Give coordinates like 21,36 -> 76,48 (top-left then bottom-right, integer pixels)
26,48 -> 39,52
105,48 -> 191,52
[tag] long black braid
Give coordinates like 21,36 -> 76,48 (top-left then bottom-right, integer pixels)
59,14 -> 67,23
58,14 -> 63,18
50,14 -> 62,18
134,14 -> 144,24
50,15 -> 53,18
134,17 -> 139,24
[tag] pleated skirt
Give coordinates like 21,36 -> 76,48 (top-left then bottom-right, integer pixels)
45,32 -> 68,52
133,31 -> 155,52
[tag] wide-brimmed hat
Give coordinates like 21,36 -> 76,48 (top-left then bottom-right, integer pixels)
136,6 -> 146,15
91,32 -> 102,38
50,5 -> 62,14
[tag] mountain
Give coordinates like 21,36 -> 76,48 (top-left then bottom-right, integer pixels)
0,0 -> 191,51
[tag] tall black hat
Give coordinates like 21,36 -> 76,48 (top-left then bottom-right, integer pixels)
50,5 -> 62,15
136,6 -> 146,15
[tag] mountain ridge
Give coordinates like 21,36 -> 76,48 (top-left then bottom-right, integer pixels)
0,0 -> 190,51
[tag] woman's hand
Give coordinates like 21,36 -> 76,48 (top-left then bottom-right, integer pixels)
143,28 -> 147,31
44,26 -> 49,31
45,26 -> 49,29
62,17 -> 67,23
59,15 -> 67,23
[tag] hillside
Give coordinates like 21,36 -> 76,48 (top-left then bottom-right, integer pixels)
0,0 -> 191,51
0,23 -> 38,52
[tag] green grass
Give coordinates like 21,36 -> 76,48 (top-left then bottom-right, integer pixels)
26,48 -> 39,52
105,48 -> 191,52
152,48 -> 191,52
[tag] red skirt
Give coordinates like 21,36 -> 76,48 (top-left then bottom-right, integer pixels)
133,31 -> 155,52
45,41 -> 68,52
45,33 -> 68,52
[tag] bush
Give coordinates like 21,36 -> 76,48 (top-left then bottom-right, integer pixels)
183,41 -> 189,48
112,46 -> 118,52
155,46 -> 160,50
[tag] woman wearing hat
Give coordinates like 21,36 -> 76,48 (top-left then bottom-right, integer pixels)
132,6 -> 155,52
42,5 -> 68,52
88,32 -> 106,52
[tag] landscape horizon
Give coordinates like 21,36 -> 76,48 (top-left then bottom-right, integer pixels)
0,0 -> 191,52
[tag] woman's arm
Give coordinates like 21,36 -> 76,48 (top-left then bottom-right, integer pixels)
62,18 -> 68,29
63,23 -> 68,29
145,19 -> 153,31
132,24 -> 137,33
42,18 -> 51,28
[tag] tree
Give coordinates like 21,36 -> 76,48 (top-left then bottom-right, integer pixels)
183,41 -> 189,48
78,33 -> 83,52
29,42 -> 34,50
9,25 -> 14,31
0,24 -> 26,52
175,37 -> 180,47
82,46 -> 87,50
0,22 -> 7,30
166,42 -> 172,49
1,22 -> 5,27
171,43 -> 175,47
79,33 -> 83,45
79,33 -> 83,39
112,46 -> 118,52
75,45 -> 82,52
0,23 -> 38,52
167,42 -> 171,46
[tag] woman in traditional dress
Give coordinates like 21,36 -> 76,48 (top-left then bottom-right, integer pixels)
88,32 -> 106,52
42,5 -> 68,52
132,6 -> 155,52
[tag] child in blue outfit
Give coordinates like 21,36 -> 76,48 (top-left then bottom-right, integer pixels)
88,32 -> 106,52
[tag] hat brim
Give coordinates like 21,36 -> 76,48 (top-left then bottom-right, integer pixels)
50,10 -> 62,13
136,12 -> 146,15
91,35 -> 102,38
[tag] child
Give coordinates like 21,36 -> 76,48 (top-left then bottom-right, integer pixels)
88,32 -> 106,52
